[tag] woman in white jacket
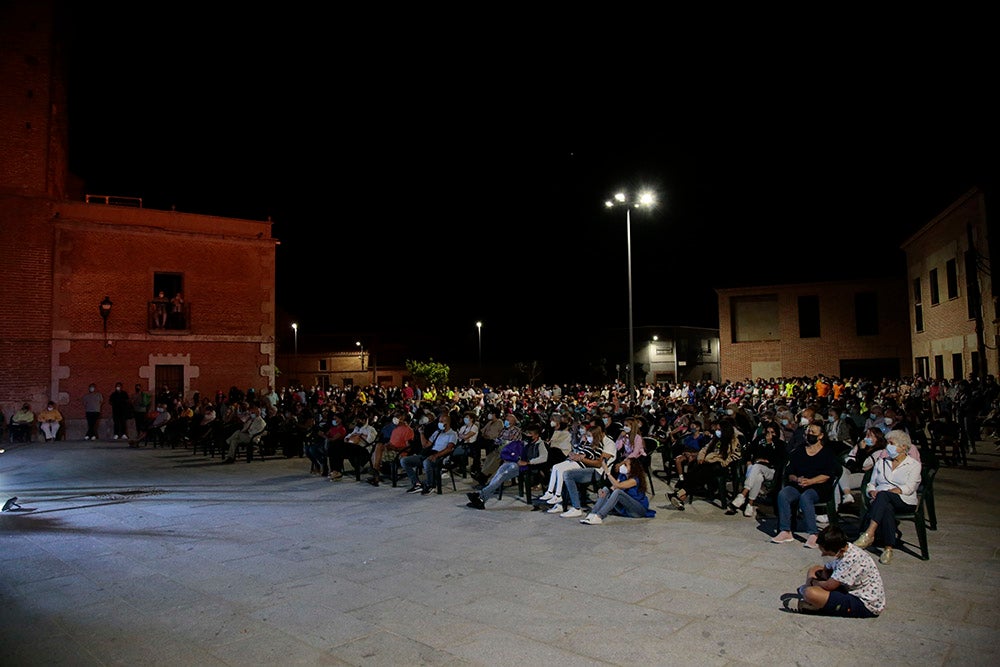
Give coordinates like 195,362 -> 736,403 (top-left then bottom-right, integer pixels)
853,430 -> 922,565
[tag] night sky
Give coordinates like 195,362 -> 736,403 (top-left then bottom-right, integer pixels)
60,6 -> 997,375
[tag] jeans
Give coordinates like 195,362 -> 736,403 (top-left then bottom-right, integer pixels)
563,466 -> 601,509
306,441 -> 327,474
591,487 -> 647,518
777,484 -> 820,534
401,453 -> 440,488
480,461 -> 520,500
743,463 -> 775,500
862,491 -> 916,547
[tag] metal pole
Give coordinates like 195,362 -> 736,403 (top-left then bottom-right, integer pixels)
627,208 -> 635,393
476,321 -> 483,369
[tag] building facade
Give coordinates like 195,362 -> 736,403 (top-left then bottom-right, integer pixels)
0,2 -> 277,436
901,187 -> 997,380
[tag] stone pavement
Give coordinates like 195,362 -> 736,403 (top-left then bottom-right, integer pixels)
1,437 -> 998,666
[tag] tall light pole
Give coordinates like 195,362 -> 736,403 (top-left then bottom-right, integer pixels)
356,341 -> 365,371
291,322 -> 298,380
476,321 -> 482,370
605,190 -> 655,394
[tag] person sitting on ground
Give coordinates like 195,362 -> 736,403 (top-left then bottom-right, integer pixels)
367,411 -> 413,485
668,417 -> 742,510
466,423 -> 546,510
400,411 -> 458,495
38,401 -> 63,442
770,421 -> 840,548
9,403 -> 35,443
579,456 -> 656,524
853,430 -> 921,565
727,422 -> 785,518
793,524 -> 884,617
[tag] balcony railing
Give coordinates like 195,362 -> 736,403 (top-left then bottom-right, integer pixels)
148,301 -> 191,332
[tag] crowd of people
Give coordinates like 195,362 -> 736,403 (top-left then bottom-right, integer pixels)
8,373 -> 1000,617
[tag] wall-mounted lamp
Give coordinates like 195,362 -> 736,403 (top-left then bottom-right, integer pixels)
99,296 -> 113,346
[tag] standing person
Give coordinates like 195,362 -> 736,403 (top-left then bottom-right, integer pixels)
82,383 -> 103,441
169,291 -> 185,328
792,524 -> 884,617
131,384 -> 152,438
152,290 -> 169,328
109,382 -> 132,441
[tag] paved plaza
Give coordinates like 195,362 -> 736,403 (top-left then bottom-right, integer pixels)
1,437 -> 998,666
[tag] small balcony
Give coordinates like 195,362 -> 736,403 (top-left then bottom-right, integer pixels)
148,301 -> 191,333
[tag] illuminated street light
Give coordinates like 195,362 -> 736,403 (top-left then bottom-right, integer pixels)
291,322 -> 298,378
476,321 -> 482,369
605,190 -> 655,393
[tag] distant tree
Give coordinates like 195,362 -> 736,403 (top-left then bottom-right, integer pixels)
406,359 -> 450,388
514,360 -> 543,388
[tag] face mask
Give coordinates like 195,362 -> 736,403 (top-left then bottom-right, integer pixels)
623,426 -> 631,434
503,420 -> 510,428
464,417 -> 471,425
799,417 -> 809,426
714,430 -> 722,438
828,415 -> 834,422
781,419 -> 789,426
331,420 -> 338,426
726,409 -> 734,415
603,418 -> 611,425
586,435 -> 594,443
419,416 -> 429,425
89,387 -> 95,392
618,464 -> 629,475
805,434 -> 819,445
550,420 -> 558,428
885,444 -> 899,459
863,437 -> 873,446
883,418 -> 893,426
438,423 -> 445,431
392,417 -> 400,425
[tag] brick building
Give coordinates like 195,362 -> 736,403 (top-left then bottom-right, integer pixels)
901,187 -> 997,380
0,2 -> 277,437
715,278 -> 913,382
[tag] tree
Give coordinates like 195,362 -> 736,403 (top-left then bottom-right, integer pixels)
406,359 -> 450,388
514,360 -> 544,388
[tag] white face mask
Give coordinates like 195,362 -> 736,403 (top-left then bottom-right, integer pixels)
715,430 -> 722,438
550,420 -> 558,428
799,417 -> 809,426
437,423 -> 445,431
586,435 -> 594,443
622,426 -> 631,434
392,417 -> 400,425
464,417 -> 471,425
618,464 -> 629,475
883,418 -> 893,426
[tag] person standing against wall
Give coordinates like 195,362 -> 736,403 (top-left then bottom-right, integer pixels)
109,382 -> 131,440
82,383 -> 104,440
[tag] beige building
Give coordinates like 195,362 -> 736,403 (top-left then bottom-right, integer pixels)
901,187 -> 997,380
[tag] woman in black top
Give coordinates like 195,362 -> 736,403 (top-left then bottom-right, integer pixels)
770,421 -> 840,548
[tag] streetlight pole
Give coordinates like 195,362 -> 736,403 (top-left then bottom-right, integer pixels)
476,321 -> 482,370
356,341 -> 365,371
291,322 -> 298,381
606,190 -> 655,395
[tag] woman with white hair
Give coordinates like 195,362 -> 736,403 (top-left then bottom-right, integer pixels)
854,429 -> 922,565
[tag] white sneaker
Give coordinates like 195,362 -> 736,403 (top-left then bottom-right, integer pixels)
546,495 -> 563,505
546,505 -> 564,514
744,504 -> 756,518
560,508 -> 584,518
538,492 -> 554,501
816,514 -> 829,525
580,514 -> 603,525
113,435 -> 119,440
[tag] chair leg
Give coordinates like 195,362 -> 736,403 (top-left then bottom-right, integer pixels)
913,516 -> 930,560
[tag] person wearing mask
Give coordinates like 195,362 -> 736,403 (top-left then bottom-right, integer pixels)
770,421 -> 840,548
466,423 -> 546,510
400,411 -> 458,495
37,401 -> 63,442
109,382 -> 132,440
727,423 -> 785,518
9,403 -> 35,443
579,456 -> 656,524
131,384 -> 152,438
853,430 -> 922,565
367,412 -> 416,486
82,383 -> 103,441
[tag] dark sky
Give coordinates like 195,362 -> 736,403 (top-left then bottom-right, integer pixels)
61,6 -> 997,374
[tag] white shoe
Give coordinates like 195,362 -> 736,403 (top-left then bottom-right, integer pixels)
113,435 -> 119,440
744,504 -> 756,518
546,505 -> 564,514
538,492 -> 554,501
546,495 -> 563,505
560,508 -> 584,518
816,514 -> 829,525
580,514 -> 603,525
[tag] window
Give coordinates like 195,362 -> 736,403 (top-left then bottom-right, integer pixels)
798,295 -> 820,338
952,353 -> 963,380
929,268 -> 940,305
913,278 -> 923,332
319,359 -> 327,371
700,339 -> 712,354
934,355 -> 944,380
855,292 -> 878,336
915,356 -> 929,378
946,259 -> 958,299
730,295 -> 779,342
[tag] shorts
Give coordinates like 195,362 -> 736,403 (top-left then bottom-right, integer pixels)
822,590 -> 879,618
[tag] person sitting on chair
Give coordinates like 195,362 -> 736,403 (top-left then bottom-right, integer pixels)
466,423 -> 546,510
769,420 -> 840,548
38,401 -> 63,442
222,404 -> 266,462
400,411 -> 458,495
9,403 -> 35,443
853,430 -> 921,565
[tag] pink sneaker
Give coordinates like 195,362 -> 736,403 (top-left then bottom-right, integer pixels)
770,531 -> 795,544
803,534 -> 819,549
